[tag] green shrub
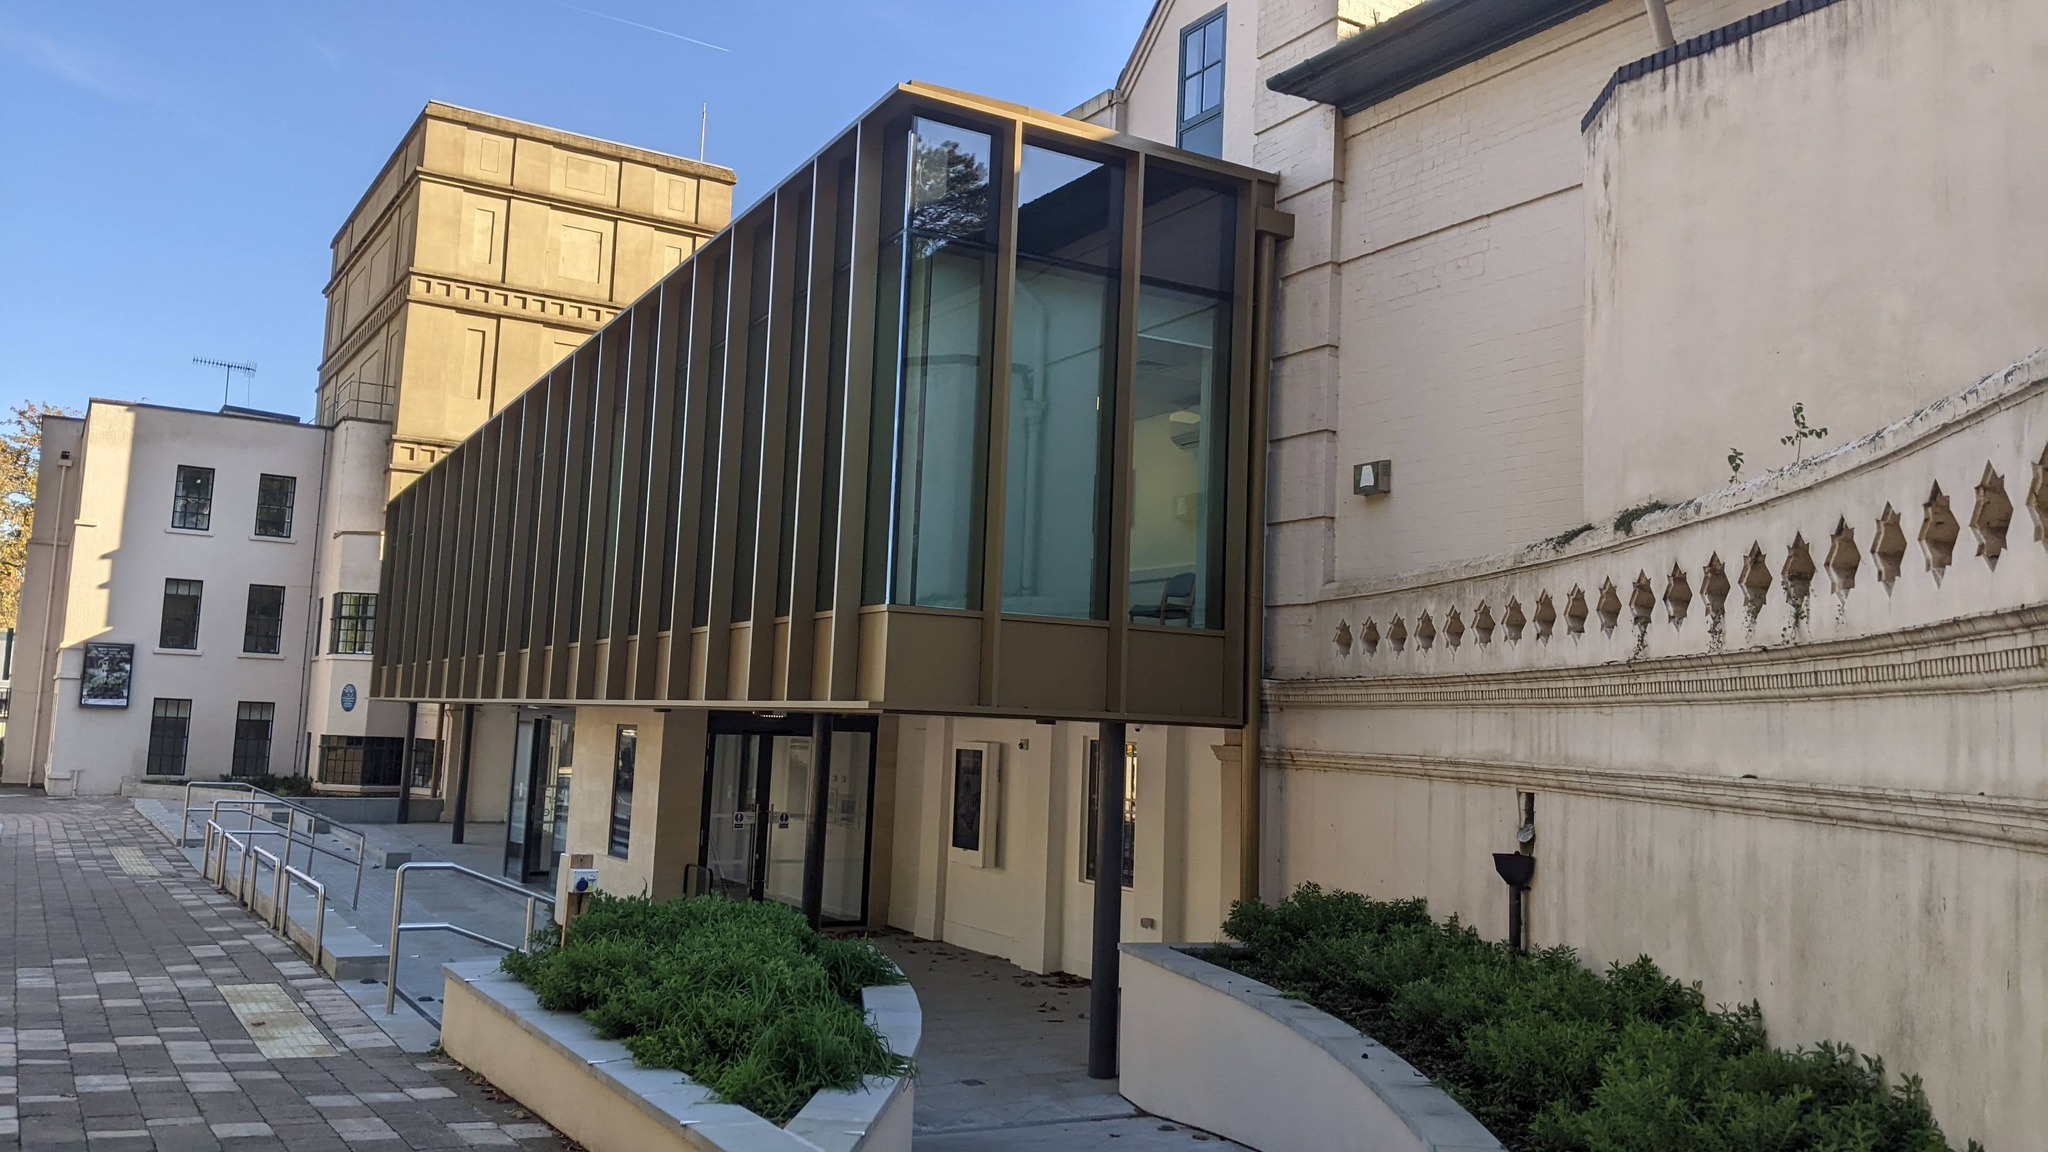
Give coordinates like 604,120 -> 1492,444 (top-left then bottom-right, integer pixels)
1205,884 -> 1973,1152
224,772 -> 315,797
500,894 -> 908,1123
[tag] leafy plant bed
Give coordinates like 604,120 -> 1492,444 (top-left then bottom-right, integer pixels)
501,894 -> 909,1123
1203,885 -> 1976,1152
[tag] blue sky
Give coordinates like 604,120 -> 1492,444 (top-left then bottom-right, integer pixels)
0,1 -> 1151,420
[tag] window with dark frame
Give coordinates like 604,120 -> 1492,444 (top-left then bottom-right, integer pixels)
254,474 -> 297,538
147,698 -> 193,776
242,584 -> 285,654
160,579 -> 203,650
608,725 -> 637,858
1176,7 -> 1227,157
1082,739 -> 1137,888
315,735 -> 407,787
331,592 -> 376,654
171,465 -> 215,531
231,702 -> 275,777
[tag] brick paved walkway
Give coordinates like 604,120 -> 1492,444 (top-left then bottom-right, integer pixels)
0,793 -> 568,1151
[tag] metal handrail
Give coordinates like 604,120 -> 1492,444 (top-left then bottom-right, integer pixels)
386,861 -> 555,1015
204,795 -> 367,908
279,864 -> 328,966
180,778 -> 372,906
202,821 -> 293,887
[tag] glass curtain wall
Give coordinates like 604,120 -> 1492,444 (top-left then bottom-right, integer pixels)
867,117 -> 998,609
1005,145 -> 1120,619
1130,167 -> 1236,629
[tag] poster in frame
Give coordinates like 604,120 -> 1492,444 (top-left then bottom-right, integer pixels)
79,642 -> 135,708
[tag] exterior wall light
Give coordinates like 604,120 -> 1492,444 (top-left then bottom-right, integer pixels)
1353,459 -> 1393,496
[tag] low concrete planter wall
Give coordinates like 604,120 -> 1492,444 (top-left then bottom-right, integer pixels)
440,959 -> 918,1152
1120,943 -> 1504,1152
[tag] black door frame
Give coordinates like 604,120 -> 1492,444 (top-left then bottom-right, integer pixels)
698,712 -> 880,925
505,709 -> 573,885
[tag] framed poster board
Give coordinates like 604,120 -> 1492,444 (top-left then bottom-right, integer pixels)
949,742 -> 1002,869
79,642 -> 135,708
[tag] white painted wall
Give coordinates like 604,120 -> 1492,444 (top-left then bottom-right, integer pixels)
1583,0 -> 2048,519
10,402 -> 327,795
304,416 -> 407,752
884,715 -> 1233,978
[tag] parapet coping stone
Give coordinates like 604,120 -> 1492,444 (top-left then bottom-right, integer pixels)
442,958 -> 919,1152
1122,942 -> 1506,1152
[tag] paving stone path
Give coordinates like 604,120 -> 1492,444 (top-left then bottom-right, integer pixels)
0,793 -> 568,1152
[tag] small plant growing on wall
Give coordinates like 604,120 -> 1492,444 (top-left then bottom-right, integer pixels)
1780,401 -> 1830,461
1727,447 -> 1746,483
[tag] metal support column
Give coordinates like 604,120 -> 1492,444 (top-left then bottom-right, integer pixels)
799,713 -> 834,929
396,701 -> 418,825
1088,720 -> 1127,1079
450,704 -> 476,844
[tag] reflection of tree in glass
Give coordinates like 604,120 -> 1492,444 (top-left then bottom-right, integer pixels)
909,138 -> 989,256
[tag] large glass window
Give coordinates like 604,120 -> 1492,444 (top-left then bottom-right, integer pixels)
147,699 -> 193,776
160,579 -> 203,650
317,735 -> 405,787
242,584 -> 285,654
1005,145 -> 1119,619
331,592 -> 376,654
172,465 -> 214,531
869,117 -> 997,609
254,474 -> 296,538
231,702 -> 274,777
1130,168 -> 1235,629
1178,8 -> 1227,157
608,725 -> 637,858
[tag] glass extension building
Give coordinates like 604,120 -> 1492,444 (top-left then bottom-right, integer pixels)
373,84 -> 1286,1061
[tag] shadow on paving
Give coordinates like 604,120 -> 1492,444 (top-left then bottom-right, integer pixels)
872,934 -> 1244,1150
0,792 -> 569,1152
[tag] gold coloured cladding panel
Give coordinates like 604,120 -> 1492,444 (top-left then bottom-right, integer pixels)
373,83 -> 1283,729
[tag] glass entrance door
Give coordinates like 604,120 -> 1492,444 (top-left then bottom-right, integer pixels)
506,712 -> 573,885
699,716 -> 876,923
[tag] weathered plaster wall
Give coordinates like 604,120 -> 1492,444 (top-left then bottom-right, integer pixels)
1584,0 -> 2048,519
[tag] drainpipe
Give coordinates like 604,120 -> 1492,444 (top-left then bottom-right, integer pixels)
26,446 -> 74,790
1643,0 -> 1676,49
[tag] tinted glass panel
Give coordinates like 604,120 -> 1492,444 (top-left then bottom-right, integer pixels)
254,474 -> 296,537
243,584 -> 285,654
879,118 -> 995,609
147,699 -> 193,776
1004,145 -> 1118,619
1130,169 -> 1235,629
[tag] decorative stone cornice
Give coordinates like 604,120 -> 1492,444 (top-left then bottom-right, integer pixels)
1266,605 -> 2048,708
407,274 -> 614,328
1267,746 -> 2048,855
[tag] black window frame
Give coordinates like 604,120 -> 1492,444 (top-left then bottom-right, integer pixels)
1082,739 -> 1137,888
254,474 -> 297,538
231,702 -> 275,777
242,584 -> 286,654
1176,6 -> 1227,157
608,724 -> 638,858
160,579 -> 204,650
331,592 -> 376,655
171,465 -> 215,531
147,698 -> 193,776
316,735 -> 406,787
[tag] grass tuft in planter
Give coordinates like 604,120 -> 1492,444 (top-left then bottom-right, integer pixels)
501,894 -> 908,1123
1205,884 -> 1978,1152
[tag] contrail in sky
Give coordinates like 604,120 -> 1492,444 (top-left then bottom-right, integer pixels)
542,0 -> 731,52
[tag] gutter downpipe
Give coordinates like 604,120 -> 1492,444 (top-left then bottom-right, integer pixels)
1242,226 -> 1277,907
1643,0 -> 1677,49
295,424 -> 334,785
27,447 -> 73,790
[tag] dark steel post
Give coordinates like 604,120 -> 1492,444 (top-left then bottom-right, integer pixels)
450,704 -> 476,844
396,702 -> 418,825
1088,721 -> 1127,1079
800,713 -> 834,929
